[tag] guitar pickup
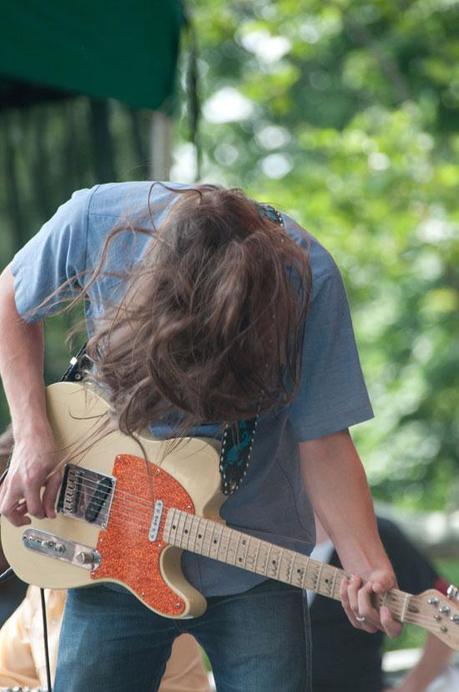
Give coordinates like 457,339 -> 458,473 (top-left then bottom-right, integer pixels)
57,464 -> 115,528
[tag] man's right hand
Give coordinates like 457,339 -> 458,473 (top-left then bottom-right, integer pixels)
0,430 -> 62,526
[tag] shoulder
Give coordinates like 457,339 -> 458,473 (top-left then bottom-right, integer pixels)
281,211 -> 343,298
88,181 -> 184,222
83,182 -> 188,266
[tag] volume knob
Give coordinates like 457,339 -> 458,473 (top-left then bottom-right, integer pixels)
76,551 -> 95,565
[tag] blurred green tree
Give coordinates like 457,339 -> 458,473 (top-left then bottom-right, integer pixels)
178,0 -> 459,510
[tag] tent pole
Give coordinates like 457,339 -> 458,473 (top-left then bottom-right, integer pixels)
149,111 -> 172,181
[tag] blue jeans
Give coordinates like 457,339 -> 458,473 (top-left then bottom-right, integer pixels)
54,579 -> 312,692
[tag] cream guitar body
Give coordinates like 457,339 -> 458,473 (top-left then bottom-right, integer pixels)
1,382 -> 222,618
3,382 -> 459,649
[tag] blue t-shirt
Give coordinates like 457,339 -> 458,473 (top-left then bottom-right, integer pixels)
10,182 -> 374,597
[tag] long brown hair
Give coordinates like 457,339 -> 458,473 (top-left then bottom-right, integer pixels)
66,184 -> 311,434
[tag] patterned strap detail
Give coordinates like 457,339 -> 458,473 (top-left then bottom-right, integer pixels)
219,417 -> 259,495
258,203 -> 285,227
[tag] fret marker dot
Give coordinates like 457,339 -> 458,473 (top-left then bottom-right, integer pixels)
198,534 -> 202,539
184,530 -> 188,534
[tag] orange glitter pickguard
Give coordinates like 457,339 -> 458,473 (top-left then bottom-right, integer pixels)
91,454 -> 194,617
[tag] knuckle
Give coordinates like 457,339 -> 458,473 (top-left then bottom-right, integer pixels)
24,467 -> 43,485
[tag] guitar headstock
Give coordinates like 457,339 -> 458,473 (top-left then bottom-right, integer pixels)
408,586 -> 459,650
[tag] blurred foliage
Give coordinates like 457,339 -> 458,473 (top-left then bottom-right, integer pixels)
177,0 -> 459,511
0,98 -> 152,426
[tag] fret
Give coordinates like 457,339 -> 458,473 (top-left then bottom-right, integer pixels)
176,510 -> 187,548
187,513 -> 200,553
278,549 -> 293,583
243,536 -> 256,571
195,517 -> 206,553
321,565 -> 335,598
209,522 -> 223,560
293,556 -> 307,589
290,554 -> 300,588
225,528 -> 237,565
315,561 -> 324,593
256,542 -> 270,576
235,534 -> 249,569
251,538 -> 262,575
233,532 -> 244,567
223,527 -> 234,565
201,518 -> 214,557
301,557 -> 311,590
222,529 -> 236,566
206,521 -> 218,558
330,567 -> 339,600
228,528 -> 240,566
163,508 -> 173,542
183,512 -> 194,550
268,546 -> 282,580
265,543 -> 273,577
217,525 -> 231,564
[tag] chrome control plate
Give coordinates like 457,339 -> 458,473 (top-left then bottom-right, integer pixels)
22,528 -> 101,570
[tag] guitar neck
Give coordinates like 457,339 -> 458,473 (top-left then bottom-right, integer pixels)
164,508 -> 414,622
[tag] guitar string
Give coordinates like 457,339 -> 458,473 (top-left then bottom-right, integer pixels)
68,476 -> 163,509
29,501 -> 453,633
62,472 -> 207,510
36,479 -> 458,632
34,515 -> 455,632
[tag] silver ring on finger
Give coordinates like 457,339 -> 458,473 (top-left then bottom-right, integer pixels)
355,615 -> 366,622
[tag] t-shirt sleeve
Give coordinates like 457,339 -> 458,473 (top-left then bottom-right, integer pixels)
10,187 -> 96,322
288,258 -> 374,441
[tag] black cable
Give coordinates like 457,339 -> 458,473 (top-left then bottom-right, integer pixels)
0,566 -> 14,583
0,469 -> 13,585
40,586 -> 53,692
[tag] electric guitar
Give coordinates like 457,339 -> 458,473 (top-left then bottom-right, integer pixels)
2,382 -> 459,650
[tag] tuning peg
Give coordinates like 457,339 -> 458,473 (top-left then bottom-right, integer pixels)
447,584 -> 459,601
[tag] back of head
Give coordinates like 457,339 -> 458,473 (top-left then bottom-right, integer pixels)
88,184 -> 311,434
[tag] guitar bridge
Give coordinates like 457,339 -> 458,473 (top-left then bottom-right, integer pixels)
57,464 -> 115,528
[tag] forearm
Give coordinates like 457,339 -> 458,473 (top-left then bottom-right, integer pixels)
0,267 -> 62,523
300,430 -> 390,576
0,267 -> 50,442
396,633 -> 453,692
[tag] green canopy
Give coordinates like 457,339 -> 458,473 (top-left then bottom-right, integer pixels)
0,0 -> 184,109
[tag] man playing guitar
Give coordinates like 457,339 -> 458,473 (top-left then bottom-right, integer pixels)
0,182 -> 400,691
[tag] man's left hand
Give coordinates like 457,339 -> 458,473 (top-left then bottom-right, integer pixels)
340,569 -> 403,638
